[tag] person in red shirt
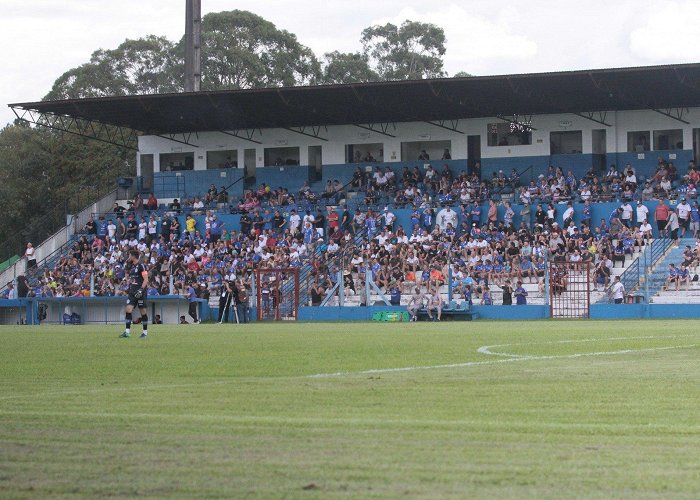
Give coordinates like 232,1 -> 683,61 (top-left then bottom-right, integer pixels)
327,207 -> 339,233
654,199 -> 670,238
146,193 -> 158,211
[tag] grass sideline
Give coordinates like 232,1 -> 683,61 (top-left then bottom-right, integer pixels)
1,320 -> 700,498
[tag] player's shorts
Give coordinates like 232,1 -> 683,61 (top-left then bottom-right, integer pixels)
126,290 -> 146,308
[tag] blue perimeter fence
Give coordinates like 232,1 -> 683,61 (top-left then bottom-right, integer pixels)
1,299 -> 699,325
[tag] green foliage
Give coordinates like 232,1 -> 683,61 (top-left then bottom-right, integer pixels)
0,124 -> 133,258
46,35 -> 183,100
196,10 -> 321,90
321,51 -> 378,85
361,20 -> 447,80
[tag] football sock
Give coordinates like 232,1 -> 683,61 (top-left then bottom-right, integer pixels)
141,314 -> 148,333
125,312 -> 132,333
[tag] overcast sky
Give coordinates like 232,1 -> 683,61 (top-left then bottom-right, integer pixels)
3,0 -> 700,126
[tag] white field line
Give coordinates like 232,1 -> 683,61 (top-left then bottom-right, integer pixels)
476,334 -> 700,358
308,336 -> 699,378
1,336 -> 697,401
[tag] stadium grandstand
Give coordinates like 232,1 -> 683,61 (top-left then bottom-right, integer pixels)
4,63 -> 700,324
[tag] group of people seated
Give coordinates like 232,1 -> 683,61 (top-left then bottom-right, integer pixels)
12,156 -> 700,315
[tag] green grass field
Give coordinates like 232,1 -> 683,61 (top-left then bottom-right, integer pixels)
2,320 -> 700,498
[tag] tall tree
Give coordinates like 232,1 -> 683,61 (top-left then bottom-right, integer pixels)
361,21 -> 447,80
45,35 -> 182,100
321,51 -> 378,85
198,10 -> 321,90
0,123 -> 132,260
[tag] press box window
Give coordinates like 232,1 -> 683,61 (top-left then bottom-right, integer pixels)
487,122 -> 532,147
550,131 -> 582,154
653,129 -> 683,150
627,131 -> 650,152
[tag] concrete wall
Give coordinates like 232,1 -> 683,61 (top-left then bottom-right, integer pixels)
0,297 -> 209,326
137,108 -> 700,176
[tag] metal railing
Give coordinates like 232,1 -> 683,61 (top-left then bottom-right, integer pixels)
617,237 -> 673,300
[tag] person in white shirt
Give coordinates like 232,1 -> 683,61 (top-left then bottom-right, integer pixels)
677,198 -> 691,237
25,243 -> 36,269
639,220 -> 653,240
288,210 -> 301,235
147,217 -> 158,242
635,201 -> 649,227
620,202 -> 633,227
382,208 -> 396,230
611,276 -> 625,304
107,220 -> 117,240
437,207 -> 458,231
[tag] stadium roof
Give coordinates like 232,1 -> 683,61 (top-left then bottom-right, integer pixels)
9,63 -> 700,139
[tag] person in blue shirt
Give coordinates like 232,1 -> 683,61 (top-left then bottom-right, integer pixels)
410,207 -> 421,228
422,208 -> 434,231
691,201 -> 700,239
666,264 -> 679,291
678,264 -> 691,291
463,284 -> 473,307
471,204 -> 482,225
480,285 -> 493,305
303,222 -> 315,245
186,282 -> 200,324
608,207 -> 622,227
97,217 -> 108,241
514,281 -> 528,305
581,199 -> 592,228
389,281 -> 402,306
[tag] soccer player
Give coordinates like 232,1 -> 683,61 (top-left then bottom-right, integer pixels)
120,249 -> 149,338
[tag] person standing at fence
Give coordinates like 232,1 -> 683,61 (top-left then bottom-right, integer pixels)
654,199 -> 670,238
186,282 -> 200,324
667,209 -> 680,247
611,276 -> 625,304
218,280 -> 234,323
514,281 -> 528,305
119,249 -> 149,338
25,242 -> 36,269
235,280 -> 249,323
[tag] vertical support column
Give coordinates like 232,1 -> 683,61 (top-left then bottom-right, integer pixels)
338,270 -> 345,307
184,0 -> 201,93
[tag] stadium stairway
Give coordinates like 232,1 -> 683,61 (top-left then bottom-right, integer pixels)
647,238 -> 698,302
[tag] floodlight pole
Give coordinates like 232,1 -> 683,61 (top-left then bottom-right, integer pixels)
184,0 -> 202,92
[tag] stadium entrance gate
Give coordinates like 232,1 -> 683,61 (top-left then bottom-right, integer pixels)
549,262 -> 591,318
255,268 -> 300,321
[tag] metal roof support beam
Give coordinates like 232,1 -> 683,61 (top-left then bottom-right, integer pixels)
218,129 -> 262,144
10,106 -> 139,150
495,114 -> 537,131
425,119 -> 464,134
154,132 -> 200,148
651,107 -> 690,124
573,111 -> 612,127
354,123 -> 396,138
283,125 -> 328,141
